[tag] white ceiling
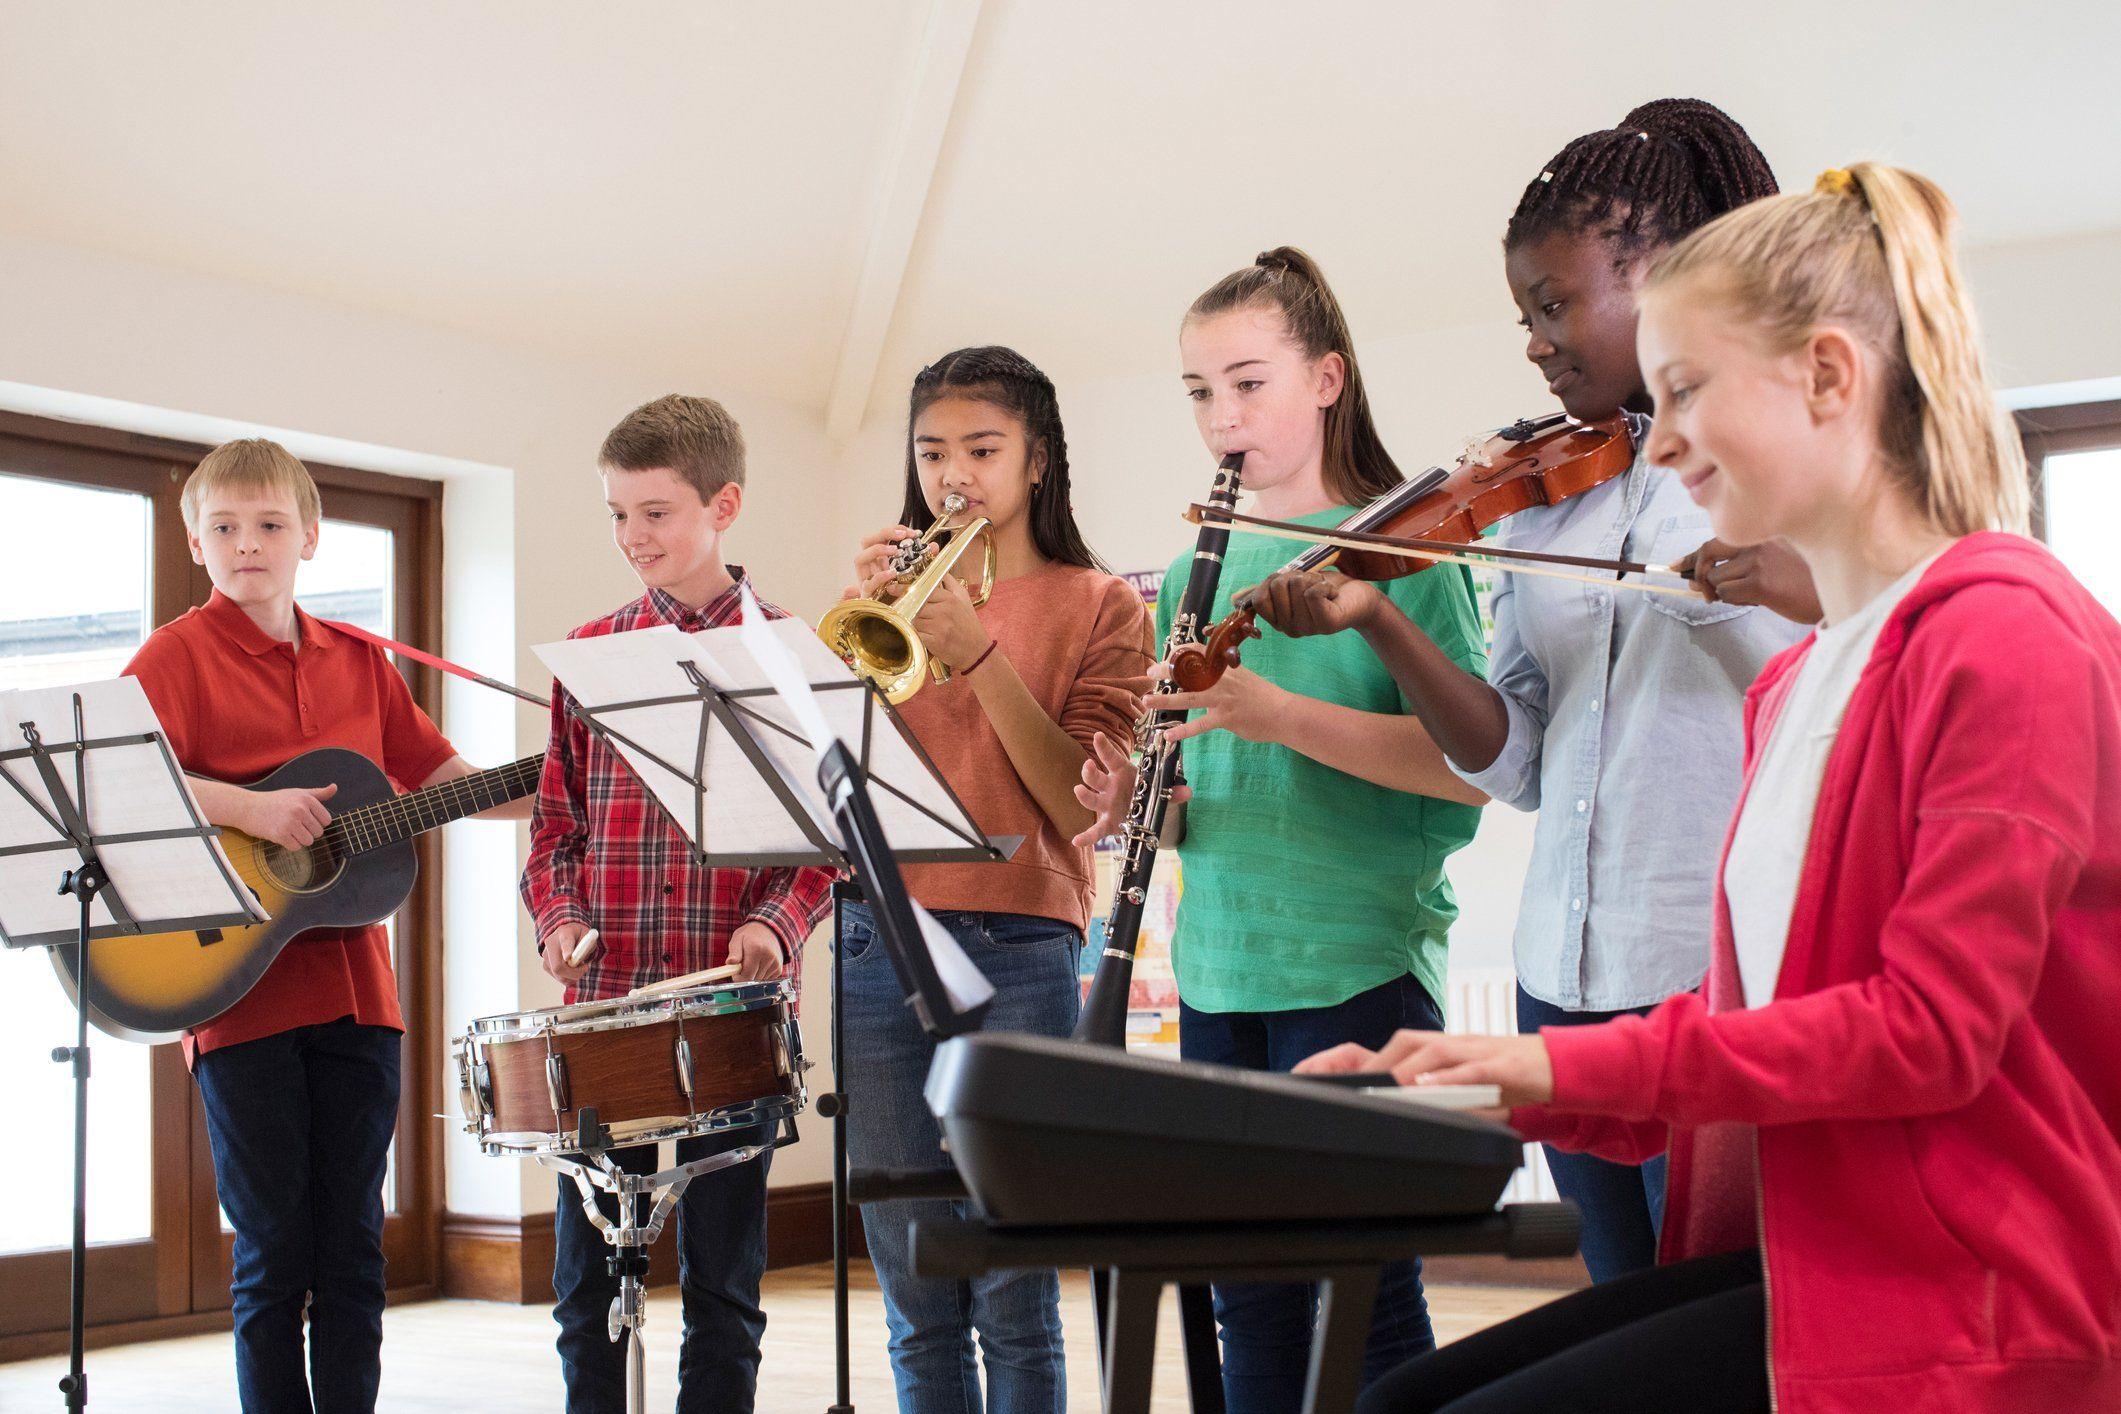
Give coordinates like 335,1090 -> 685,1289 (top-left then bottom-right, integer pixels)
4,1 -> 2117,428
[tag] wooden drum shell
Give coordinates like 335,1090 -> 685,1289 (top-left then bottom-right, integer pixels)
459,985 -> 800,1154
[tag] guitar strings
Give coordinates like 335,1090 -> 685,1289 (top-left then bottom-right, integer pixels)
306,757 -> 541,862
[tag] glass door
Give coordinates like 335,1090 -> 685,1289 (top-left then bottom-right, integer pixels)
0,466 -> 193,1335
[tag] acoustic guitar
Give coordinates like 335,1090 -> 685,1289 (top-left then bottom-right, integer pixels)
53,747 -> 544,1042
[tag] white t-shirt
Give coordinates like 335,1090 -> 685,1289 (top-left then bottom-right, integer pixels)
1725,550 -> 1946,1008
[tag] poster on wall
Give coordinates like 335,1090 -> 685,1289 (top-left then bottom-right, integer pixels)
1081,567 -> 1183,1055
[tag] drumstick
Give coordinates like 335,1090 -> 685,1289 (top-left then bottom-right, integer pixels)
567,929 -> 601,967
628,963 -> 743,997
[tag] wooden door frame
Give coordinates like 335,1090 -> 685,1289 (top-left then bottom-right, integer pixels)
0,410 -> 446,1346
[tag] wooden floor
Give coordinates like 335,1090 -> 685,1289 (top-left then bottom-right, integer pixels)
0,1263 -> 1551,1411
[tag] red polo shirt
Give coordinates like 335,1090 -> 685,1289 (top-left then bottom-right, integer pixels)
124,591 -> 456,1066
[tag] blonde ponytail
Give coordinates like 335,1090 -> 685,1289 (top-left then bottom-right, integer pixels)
1646,162 -> 2029,536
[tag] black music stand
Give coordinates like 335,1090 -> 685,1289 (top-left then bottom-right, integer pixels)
0,682 -> 262,1413
535,614 -> 1012,1414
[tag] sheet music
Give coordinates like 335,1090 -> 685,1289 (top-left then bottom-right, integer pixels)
534,615 -> 986,859
0,679 -> 260,943
535,624 -> 836,854
730,587 -> 836,764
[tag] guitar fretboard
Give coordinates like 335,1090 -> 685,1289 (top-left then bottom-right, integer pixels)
319,755 -> 543,858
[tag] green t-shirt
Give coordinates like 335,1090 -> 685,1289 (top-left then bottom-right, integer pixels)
1158,505 -> 1487,1014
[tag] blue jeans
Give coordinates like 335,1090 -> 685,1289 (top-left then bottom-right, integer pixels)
1516,986 -> 1669,1284
841,902 -> 1082,1414
552,1123 -> 771,1414
1179,974 -> 1443,1414
194,1017 -> 401,1414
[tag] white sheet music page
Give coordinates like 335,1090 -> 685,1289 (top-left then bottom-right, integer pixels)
532,625 -> 766,852
0,679 -> 259,942
711,601 -> 984,854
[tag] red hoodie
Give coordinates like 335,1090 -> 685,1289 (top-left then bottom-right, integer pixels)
1512,533 -> 2121,1412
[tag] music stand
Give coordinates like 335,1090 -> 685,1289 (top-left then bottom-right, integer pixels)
533,609 -> 1010,1414
0,679 -> 263,1413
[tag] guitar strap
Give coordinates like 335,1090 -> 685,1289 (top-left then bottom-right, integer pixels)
324,619 -> 551,709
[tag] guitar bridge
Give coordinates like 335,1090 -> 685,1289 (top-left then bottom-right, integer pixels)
197,929 -> 223,947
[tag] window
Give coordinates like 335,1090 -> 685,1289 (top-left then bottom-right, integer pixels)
0,411 -> 443,1348
0,475 -> 157,1257
2021,399 -> 2121,617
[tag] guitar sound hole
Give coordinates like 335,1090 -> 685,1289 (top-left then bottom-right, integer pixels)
259,840 -> 340,894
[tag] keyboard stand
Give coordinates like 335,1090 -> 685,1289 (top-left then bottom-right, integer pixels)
909,1202 -> 1579,1414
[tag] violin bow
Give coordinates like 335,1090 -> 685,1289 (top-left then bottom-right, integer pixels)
1184,504 -> 1700,599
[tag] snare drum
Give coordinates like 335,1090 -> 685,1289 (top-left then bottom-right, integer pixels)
456,979 -> 804,1155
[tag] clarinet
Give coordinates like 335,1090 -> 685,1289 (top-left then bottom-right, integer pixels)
1074,451 -> 1244,1046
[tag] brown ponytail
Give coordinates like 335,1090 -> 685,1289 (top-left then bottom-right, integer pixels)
1184,246 -> 1402,505
1645,163 -> 2029,536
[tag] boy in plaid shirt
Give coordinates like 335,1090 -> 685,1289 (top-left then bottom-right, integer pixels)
522,394 -> 834,1414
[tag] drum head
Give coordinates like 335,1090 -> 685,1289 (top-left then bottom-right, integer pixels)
464,977 -> 792,1044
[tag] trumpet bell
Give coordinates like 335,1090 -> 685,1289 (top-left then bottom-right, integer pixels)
816,598 -> 931,704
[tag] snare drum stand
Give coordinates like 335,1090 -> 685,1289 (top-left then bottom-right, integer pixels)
542,1107 -> 790,1414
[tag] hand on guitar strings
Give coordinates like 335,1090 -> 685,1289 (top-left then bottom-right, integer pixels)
242,782 -> 338,851
1295,1029 -> 1555,1110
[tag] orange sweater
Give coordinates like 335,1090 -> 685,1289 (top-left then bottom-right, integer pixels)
893,562 -> 1153,930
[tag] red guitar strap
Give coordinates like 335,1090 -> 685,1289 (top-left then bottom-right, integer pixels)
323,618 -> 550,708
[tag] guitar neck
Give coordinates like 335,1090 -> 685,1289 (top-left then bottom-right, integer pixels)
323,755 -> 543,855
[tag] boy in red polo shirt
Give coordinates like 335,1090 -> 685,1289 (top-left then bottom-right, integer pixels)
521,395 -> 834,1414
125,438 -> 525,1414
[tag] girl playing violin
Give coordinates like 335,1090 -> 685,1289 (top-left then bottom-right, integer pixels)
1080,247 -> 1489,1414
839,346 -> 1153,1414
1248,99 -> 1810,1283
1301,160 -> 2121,1414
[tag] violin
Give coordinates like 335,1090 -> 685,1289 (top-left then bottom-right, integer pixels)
1168,412 -> 1641,691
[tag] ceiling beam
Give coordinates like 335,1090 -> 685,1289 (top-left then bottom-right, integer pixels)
822,0 -> 984,441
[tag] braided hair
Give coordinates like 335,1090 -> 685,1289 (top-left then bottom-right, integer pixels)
900,345 -> 1105,571
1185,246 -> 1402,505
1506,98 -> 1779,256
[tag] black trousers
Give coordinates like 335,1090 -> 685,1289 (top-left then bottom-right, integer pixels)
1354,1249 -> 1768,1414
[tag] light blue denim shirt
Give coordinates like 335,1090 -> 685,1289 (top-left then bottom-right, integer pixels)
1454,420 -> 1811,1010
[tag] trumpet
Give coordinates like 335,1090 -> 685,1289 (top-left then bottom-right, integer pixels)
819,493 -> 996,704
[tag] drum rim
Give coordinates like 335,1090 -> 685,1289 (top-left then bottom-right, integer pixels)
463,978 -> 792,1043
470,1091 -> 802,1157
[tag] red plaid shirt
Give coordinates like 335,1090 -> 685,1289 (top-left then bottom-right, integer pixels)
520,573 -> 837,1004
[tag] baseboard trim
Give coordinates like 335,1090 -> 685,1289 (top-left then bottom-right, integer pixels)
439,1181 -> 858,1305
